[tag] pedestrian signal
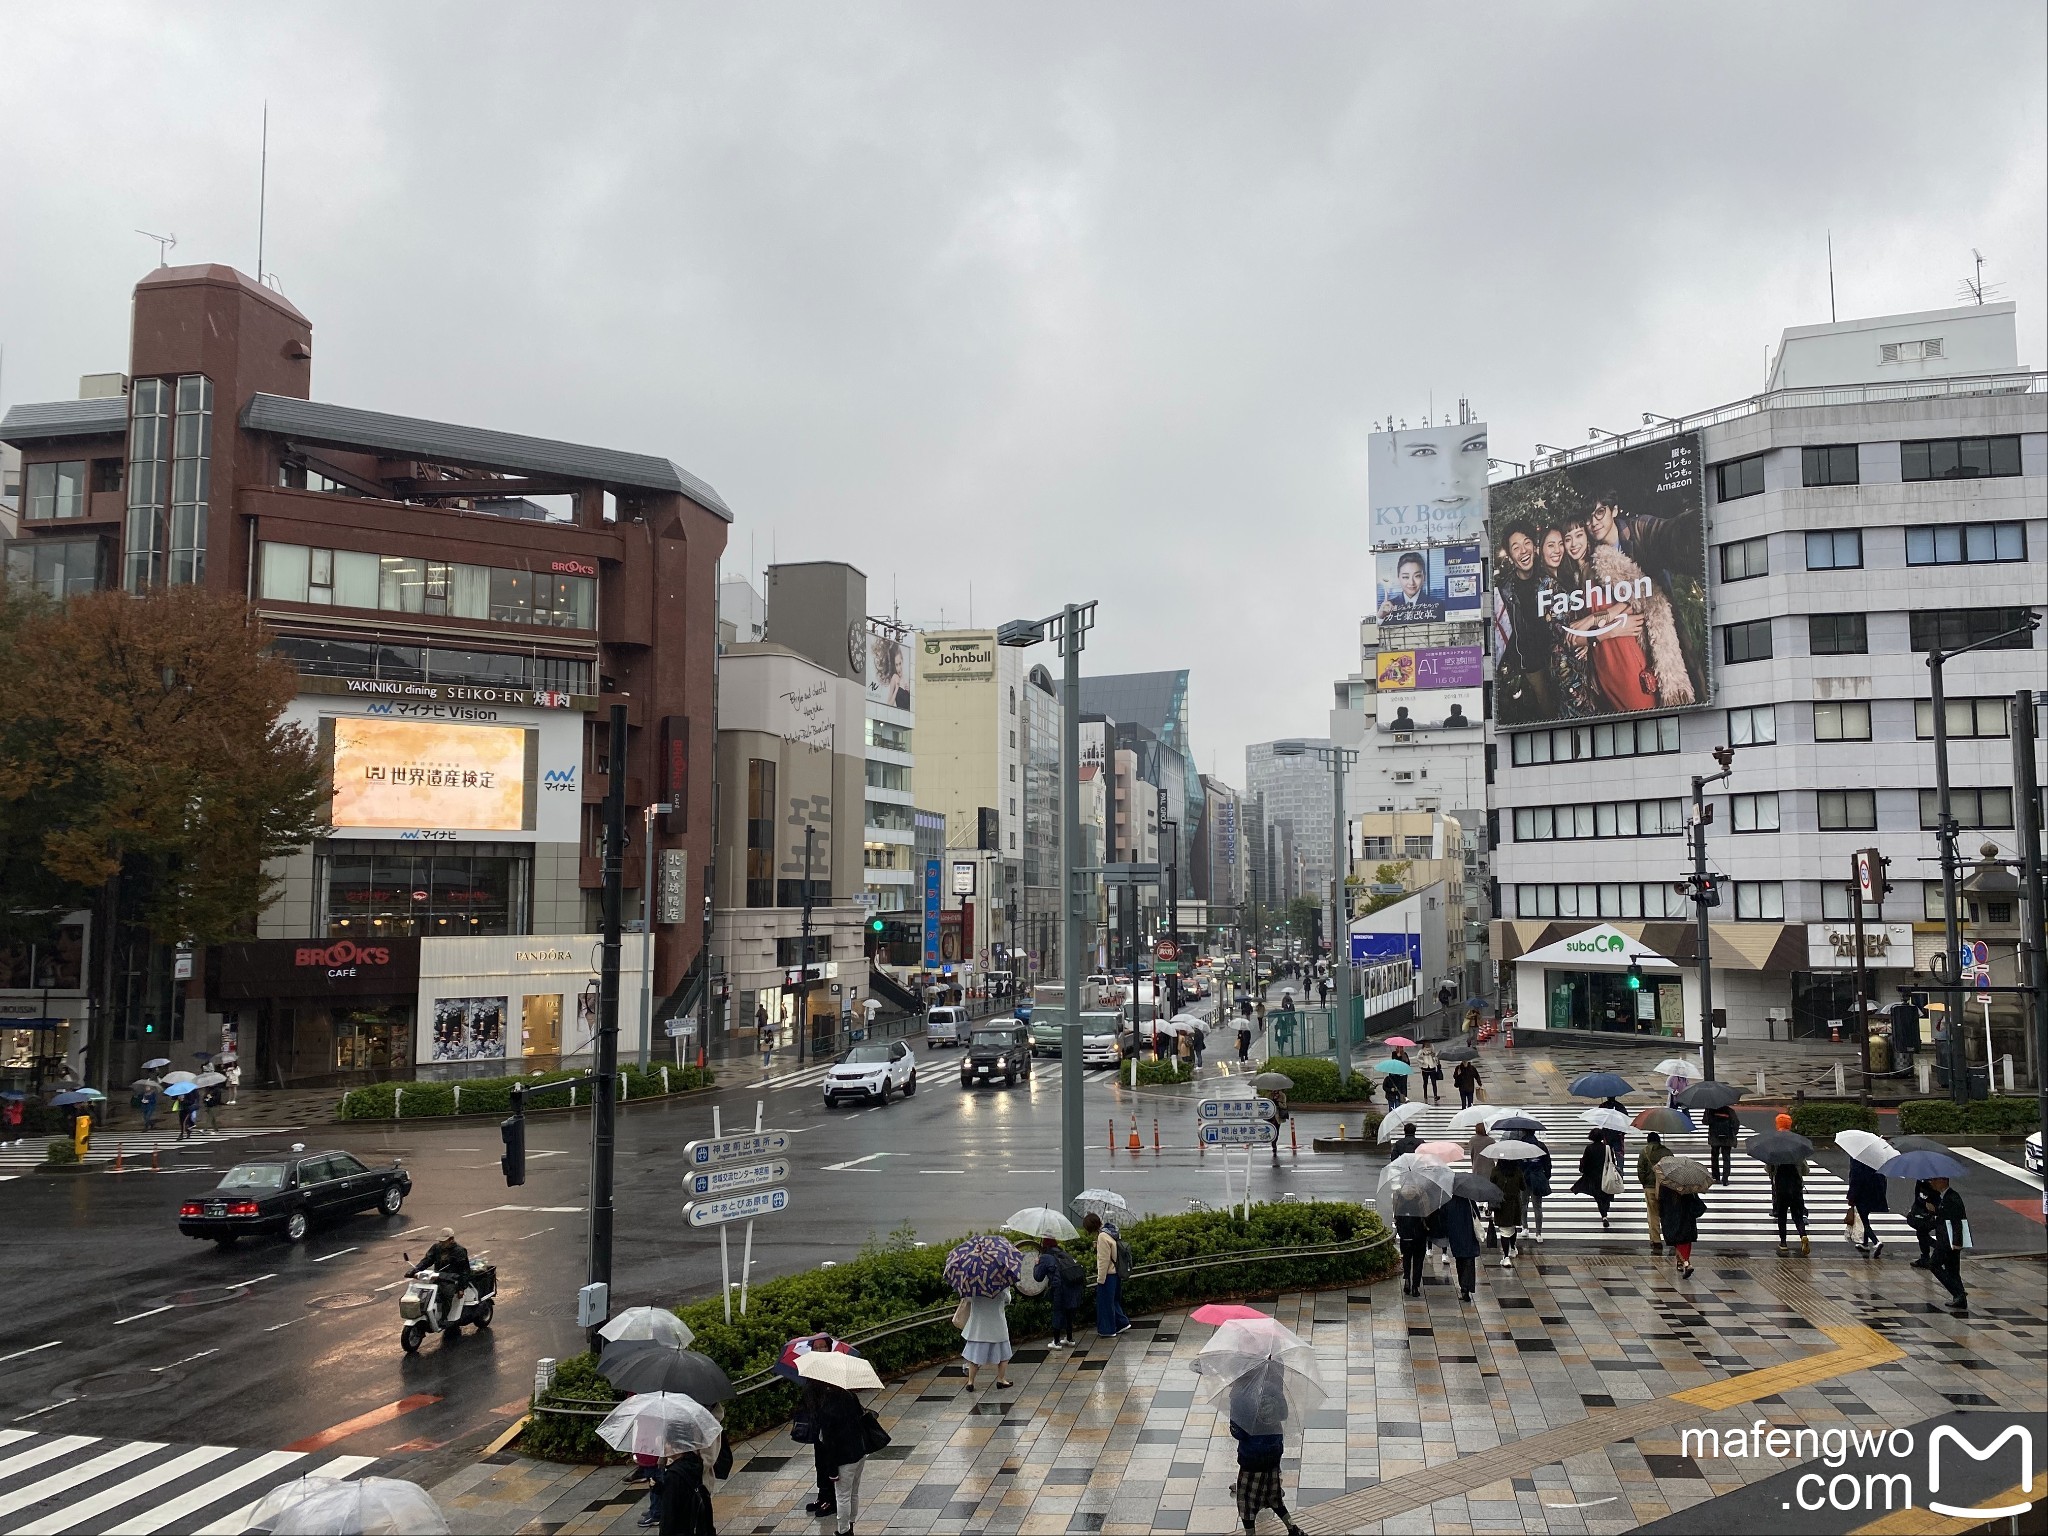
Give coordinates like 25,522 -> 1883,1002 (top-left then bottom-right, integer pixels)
500,1113 -> 526,1187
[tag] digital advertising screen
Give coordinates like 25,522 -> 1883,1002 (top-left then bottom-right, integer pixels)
330,717 -> 531,831
1373,543 -> 1483,625
1368,423 -> 1490,548
1373,646 -> 1484,692
1376,687 -> 1482,733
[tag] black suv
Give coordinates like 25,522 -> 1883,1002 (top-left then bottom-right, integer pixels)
960,1023 -> 1032,1088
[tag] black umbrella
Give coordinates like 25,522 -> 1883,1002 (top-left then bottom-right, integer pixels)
598,1340 -> 735,1402
1675,1080 -> 1743,1111
1744,1130 -> 1814,1167
1889,1134 -> 1952,1157
1435,1044 -> 1479,1062
1453,1173 -> 1503,1205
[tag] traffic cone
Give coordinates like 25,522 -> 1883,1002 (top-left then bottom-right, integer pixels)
114,1142 -> 124,1173
1127,1114 -> 1142,1152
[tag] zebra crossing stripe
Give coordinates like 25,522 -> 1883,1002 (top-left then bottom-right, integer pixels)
190,1455 -> 377,1536
0,1443 -> 93,1494
4,1445 -> 235,1536
0,1445 -> 165,1524
96,1448 -> 309,1536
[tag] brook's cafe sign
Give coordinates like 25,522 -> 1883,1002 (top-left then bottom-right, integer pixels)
1807,923 -> 1914,970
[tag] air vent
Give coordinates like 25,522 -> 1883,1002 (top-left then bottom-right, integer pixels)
1880,338 -> 1944,365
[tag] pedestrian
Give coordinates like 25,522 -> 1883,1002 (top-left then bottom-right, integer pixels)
1658,1171 -> 1706,1278
1035,1237 -> 1086,1347
958,1286 -> 1015,1391
1389,1122 -> 1422,1160
653,1420 -> 729,1536
1771,1139 -> 1811,1257
1909,1179 -> 1938,1268
1237,1023 -> 1252,1066
223,1061 -> 239,1104
1395,1191 -> 1429,1297
177,1091 -> 198,1141
1082,1213 -> 1130,1337
800,1374 -> 870,1535
1912,1176 -> 1969,1314
1494,1155 -> 1526,1268
1845,1155 -> 1887,1257
1452,1058 -> 1482,1110
1228,1365 -> 1307,1536
1192,1024 -> 1206,1069
1381,1068 -> 1405,1111
1521,1131 -> 1552,1244
1317,978 -> 1328,1007
139,1086 -> 159,1133
1469,1124 -> 1497,1246
1415,1042 -> 1442,1104
1441,1191 -> 1482,1302
1636,1131 -> 1673,1254
1463,1006 -> 1481,1037
1570,1135 -> 1619,1228
758,1006 -> 775,1072
1704,1100 -> 1737,1185
203,1082 -> 223,1134
629,1452 -> 661,1528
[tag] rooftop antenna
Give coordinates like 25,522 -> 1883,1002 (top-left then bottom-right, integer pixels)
136,229 -> 176,267
1958,249 -> 2002,306
257,102 -> 269,285
1827,230 -> 1836,322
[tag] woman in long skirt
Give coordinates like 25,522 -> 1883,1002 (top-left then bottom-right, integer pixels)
960,1287 -> 1014,1391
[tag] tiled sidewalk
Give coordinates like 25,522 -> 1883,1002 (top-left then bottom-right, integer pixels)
428,1254 -> 2048,1535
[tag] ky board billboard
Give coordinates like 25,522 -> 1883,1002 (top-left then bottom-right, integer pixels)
1373,646 -> 1484,692
1368,423 -> 1490,549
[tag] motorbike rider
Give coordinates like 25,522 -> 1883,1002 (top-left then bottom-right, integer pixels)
410,1227 -> 470,1320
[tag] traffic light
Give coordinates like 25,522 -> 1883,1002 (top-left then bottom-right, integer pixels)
1626,961 -> 1643,991
1696,874 -> 1720,907
500,1112 -> 526,1187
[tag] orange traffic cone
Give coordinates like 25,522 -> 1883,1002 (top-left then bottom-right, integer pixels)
1127,1114 -> 1142,1152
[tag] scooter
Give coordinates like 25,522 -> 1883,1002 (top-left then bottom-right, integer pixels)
399,1253 -> 498,1353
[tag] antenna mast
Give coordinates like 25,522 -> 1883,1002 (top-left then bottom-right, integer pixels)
1957,249 -> 2001,307
1827,231 -> 1836,322
136,230 -> 177,267
257,102 -> 269,283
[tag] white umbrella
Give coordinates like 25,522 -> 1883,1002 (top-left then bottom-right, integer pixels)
1486,1138 -> 1547,1162
1579,1107 -> 1631,1133
1376,1153 -> 1456,1215
796,1350 -> 883,1391
244,1476 -> 450,1535
1835,1129 -> 1898,1170
1190,1317 -> 1327,1434
1070,1188 -> 1129,1221
141,1057 -> 171,1071
597,1392 -> 723,1458
1447,1104 -> 1494,1132
193,1071 -> 228,1089
1653,1057 -> 1703,1079
1003,1206 -> 1080,1241
1479,1105 -> 1528,1128
599,1306 -> 694,1348
1377,1103 -> 1429,1141
162,1070 -> 197,1085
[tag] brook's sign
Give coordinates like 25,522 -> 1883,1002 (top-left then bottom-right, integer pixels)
212,937 -> 422,999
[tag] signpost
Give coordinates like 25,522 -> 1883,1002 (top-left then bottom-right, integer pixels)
1197,1096 -> 1278,1123
1199,1119 -> 1279,1146
684,1187 -> 791,1225
686,1109 -> 790,1318
686,1159 -> 789,1198
684,1131 -> 791,1167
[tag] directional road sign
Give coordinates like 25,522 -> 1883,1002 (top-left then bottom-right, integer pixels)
687,1159 -> 790,1198
1200,1120 -> 1278,1146
684,1131 -> 792,1168
1197,1096 -> 1278,1123
684,1187 -> 791,1227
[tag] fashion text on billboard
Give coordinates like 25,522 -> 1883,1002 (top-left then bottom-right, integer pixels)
1368,424 -> 1489,548
1489,434 -> 1710,730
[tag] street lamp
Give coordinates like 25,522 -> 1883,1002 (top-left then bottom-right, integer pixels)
1690,745 -> 1736,1083
638,801 -> 673,1069
1271,739 -> 1359,1087
1642,412 -> 1680,427
1587,427 -> 1628,444
999,601 -> 1097,1210
1488,457 -> 1526,475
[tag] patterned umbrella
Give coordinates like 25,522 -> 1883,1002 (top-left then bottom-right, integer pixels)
1633,1107 -> 1694,1134
1568,1072 -> 1633,1098
1655,1157 -> 1713,1192
944,1235 -> 1023,1298
772,1333 -> 861,1383
1675,1081 -> 1743,1111
1070,1188 -> 1129,1221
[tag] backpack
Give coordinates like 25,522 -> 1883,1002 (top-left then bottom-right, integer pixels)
1053,1249 -> 1084,1289
1114,1235 -> 1133,1280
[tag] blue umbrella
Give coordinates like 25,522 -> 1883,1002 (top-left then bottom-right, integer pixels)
162,1081 -> 198,1098
48,1091 -> 96,1107
1464,998 -> 1490,1010
1370,1059 -> 1413,1075
1878,1150 -> 1969,1181
943,1235 -> 1022,1298
0,1091 -> 27,1102
1568,1072 -> 1633,1098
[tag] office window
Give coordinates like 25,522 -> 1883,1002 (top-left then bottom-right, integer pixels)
1909,608 -> 2036,652
1807,613 -> 1867,655
1821,884 -> 1854,921
1813,701 -> 1872,741
25,460 -> 86,520
1715,453 -> 1766,502
1404,835 -> 1433,857
1919,788 -> 2014,830
1722,618 -> 1773,664
166,374 -> 213,585
1515,882 -> 1687,920
122,377 -> 171,590
1915,698 -> 2010,739
1734,881 -> 1783,921
1900,436 -> 2022,482
1804,529 -> 1862,570
5,537 -> 105,599
1816,789 -> 1877,830
1512,799 -> 1681,841
1360,836 -> 1394,860
1727,704 -> 1776,746
1731,792 -> 1779,832
1719,536 -> 1768,582
745,760 -> 777,908
1801,444 -> 1860,487
1510,716 -> 1678,765
1905,522 -> 2028,566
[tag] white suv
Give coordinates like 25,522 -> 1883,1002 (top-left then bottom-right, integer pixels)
925,1005 -> 968,1048
823,1041 -> 918,1107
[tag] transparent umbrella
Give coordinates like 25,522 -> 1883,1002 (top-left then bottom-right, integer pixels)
1652,1057 -> 1703,1079
597,1392 -> 723,1458
1070,1188 -> 1129,1221
1003,1207 -> 1079,1241
1190,1317 -> 1327,1435
1376,1153 -> 1455,1215
599,1306 -> 693,1348
244,1476 -> 449,1535
1415,1140 -> 1465,1165
1579,1107 -> 1631,1133
1486,1139 -> 1547,1163
1376,1103 -> 1429,1141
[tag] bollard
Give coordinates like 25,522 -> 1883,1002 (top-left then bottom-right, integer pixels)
1108,1118 -> 1115,1153
151,1146 -> 159,1172
1754,1069 -> 1765,1098
114,1142 -> 124,1173
1152,1117 -> 1160,1153
1917,1058 -> 1932,1095
661,1066 -> 671,1095
1290,1120 -> 1298,1154
1337,1122 -> 1346,1141
621,1075 -> 629,1102
1833,1062 -> 1845,1096
2002,1054 -> 2015,1093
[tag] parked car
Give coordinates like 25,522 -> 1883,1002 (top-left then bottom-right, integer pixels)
2027,1130 -> 2042,1176
961,1023 -> 1032,1088
925,1005 -> 969,1048
823,1041 -> 919,1106
179,1150 -> 411,1246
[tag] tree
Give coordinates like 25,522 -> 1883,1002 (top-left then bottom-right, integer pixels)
1282,895 -> 1323,940
1358,861 -> 1413,917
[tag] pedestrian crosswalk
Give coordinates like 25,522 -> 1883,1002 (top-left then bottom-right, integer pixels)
1377,1104 -> 1916,1250
0,1129 -> 281,1174
0,1429 -> 383,1535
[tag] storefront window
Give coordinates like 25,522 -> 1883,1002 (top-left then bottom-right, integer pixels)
334,1006 -> 413,1072
322,844 -> 529,937
1544,968 -> 1671,1034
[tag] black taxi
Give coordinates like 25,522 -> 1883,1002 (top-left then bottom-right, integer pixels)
179,1149 -> 411,1245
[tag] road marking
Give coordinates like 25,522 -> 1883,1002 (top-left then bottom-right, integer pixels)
284,1392 -> 442,1453
223,1273 -> 276,1291
1007,1168 -> 1057,1175
149,1347 -> 218,1374
311,1247 -> 358,1263
1542,1497 -> 1618,1508
822,1152 -> 898,1171
7,1402 -> 78,1424
372,1280 -> 408,1293
111,1305 -> 174,1327
262,1317 -> 303,1332
521,1228 -> 555,1239
919,1168 -> 966,1174
396,1225 -> 431,1237
8,1442 -> 234,1535
102,1448 -> 307,1536
1947,1142 -> 2045,1190
0,1439 -> 165,1521
0,1341 -> 60,1365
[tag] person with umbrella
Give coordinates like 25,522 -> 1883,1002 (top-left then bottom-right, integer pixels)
1194,1319 -> 1322,1536
1570,1130 -> 1620,1230
1510,1123 -> 1552,1243
1843,1147 -> 1889,1256
1636,1131 -> 1673,1253
958,1284 -> 1015,1392
1080,1212 -> 1130,1338
1703,1096 -> 1737,1184
1656,1159 -> 1710,1278
1236,1013 -> 1253,1065
1759,1114 -> 1812,1256
1228,1362 -> 1308,1536
201,1076 -> 224,1134
175,1083 -> 200,1141
1033,1236 -> 1087,1347
138,1081 -> 160,1132
1414,1040 -> 1442,1103
795,1352 -> 884,1533
1387,1117 -> 1423,1161
1909,1174 -> 1969,1314
1394,1183 -> 1431,1297
1491,1148 -> 1527,1268
1452,1055 -> 1483,1110
1441,1180 -> 1487,1301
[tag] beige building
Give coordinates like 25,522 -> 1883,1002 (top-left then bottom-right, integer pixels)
1352,810 -> 1465,986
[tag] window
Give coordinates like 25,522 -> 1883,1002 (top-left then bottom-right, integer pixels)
745,760 -> 776,908
1722,618 -> 1773,664
1515,882 -> 1688,920
1360,836 -> 1394,860
1915,698 -> 2010,739
1008,764 -> 1016,782
1905,522 -> 2027,566
1820,883 -> 1854,921
91,458 -> 122,493
1715,453 -> 1766,502
1901,436 -> 2022,481
1880,338 -> 1943,364
1813,701 -> 1872,741
1731,792 -> 1779,832
1727,704 -> 1776,747
167,374 -> 213,585
1909,608 -> 2036,652
864,718 -> 911,753
5,537 -> 106,599
322,843 -> 527,937
1807,613 -> 1867,655
25,460 -> 86,520
1919,788 -> 2014,829
864,760 -> 908,792
1733,881 -> 1784,921
1801,444 -> 1860,487
1509,715 -> 1679,765
1719,536 -> 1768,582
1512,798 -> 1682,841
122,377 -> 170,590
1403,835 -> 1433,857
1816,790 -> 1877,830
255,542 -> 595,629
1804,529 -> 1862,570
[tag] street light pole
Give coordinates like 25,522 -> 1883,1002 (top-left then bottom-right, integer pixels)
639,801 -> 673,1069
590,703 -> 627,1332
2011,687 -> 2047,1186
1691,745 -> 1734,1084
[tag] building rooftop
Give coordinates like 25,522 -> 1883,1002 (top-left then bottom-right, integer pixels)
0,398 -> 129,443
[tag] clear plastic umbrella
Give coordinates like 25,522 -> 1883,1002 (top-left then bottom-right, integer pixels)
1486,1139 -> 1547,1163
1579,1107 -> 1631,1133
1071,1188 -> 1129,1221
1376,1103 -> 1428,1141
193,1072 -> 228,1089
1190,1317 -> 1327,1435
1652,1057 -> 1703,1079
597,1392 -> 723,1458
141,1058 -> 171,1071
162,1070 -> 197,1085
1447,1104 -> 1494,1132
1251,1072 -> 1294,1092
1376,1153 -> 1455,1215
1835,1129 -> 1897,1170
1003,1206 -> 1080,1241
599,1306 -> 694,1348
1415,1140 -> 1465,1165
244,1475 -> 450,1535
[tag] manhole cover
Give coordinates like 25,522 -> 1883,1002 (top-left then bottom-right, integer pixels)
63,1368 -> 171,1401
305,1290 -> 383,1312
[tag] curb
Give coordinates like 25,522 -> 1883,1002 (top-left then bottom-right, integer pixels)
333,1081 -> 717,1128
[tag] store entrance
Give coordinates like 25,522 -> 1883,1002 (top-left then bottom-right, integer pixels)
1544,968 -> 1666,1034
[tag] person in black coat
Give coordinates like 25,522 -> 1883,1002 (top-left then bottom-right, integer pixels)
1703,1103 -> 1737,1184
654,1434 -> 731,1536
1771,1159 -> 1811,1256
1909,1178 -> 1938,1268
1520,1133 -> 1553,1242
1394,1192 -> 1430,1297
1570,1138 -> 1618,1227
1657,1179 -> 1706,1278
1034,1237 -> 1087,1347
1439,1193 -> 1482,1301
1845,1157 -> 1888,1255
1913,1177 -> 1970,1314
802,1378 -> 869,1534
1389,1123 -> 1423,1160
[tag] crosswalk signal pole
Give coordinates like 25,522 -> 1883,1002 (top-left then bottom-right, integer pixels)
1693,746 -> 1734,1083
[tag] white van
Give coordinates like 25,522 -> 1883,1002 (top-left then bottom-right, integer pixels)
925,1005 -> 969,1048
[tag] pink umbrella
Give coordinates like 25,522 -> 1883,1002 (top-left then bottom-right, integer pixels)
1416,1140 -> 1464,1164
1383,1036 -> 1417,1048
1189,1303 -> 1269,1325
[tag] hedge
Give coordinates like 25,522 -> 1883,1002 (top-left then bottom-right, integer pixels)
1897,1098 -> 2040,1137
43,1139 -> 79,1165
1260,1057 -> 1391,1107
337,1064 -> 712,1121
1787,1100 -> 1877,1140
523,1199 -> 1395,1460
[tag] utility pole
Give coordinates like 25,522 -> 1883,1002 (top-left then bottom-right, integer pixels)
589,703 -> 626,1341
2011,688 -> 2047,1180
799,825 -> 816,1064
1691,745 -> 1735,1083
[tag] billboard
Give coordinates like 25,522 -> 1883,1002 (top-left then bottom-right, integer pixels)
1374,646 -> 1483,692
866,623 -> 913,711
918,631 -> 996,683
1376,688 -> 1481,733
330,717 -> 531,831
1368,423 -> 1490,547
1373,543 -> 1484,625
1489,434 -> 1709,730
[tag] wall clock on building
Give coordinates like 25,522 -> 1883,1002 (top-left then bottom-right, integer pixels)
848,622 -> 866,674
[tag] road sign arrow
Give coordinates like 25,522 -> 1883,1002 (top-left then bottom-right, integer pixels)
1199,1120 -> 1278,1145
683,1187 -> 791,1227
687,1159 -> 790,1197
684,1132 -> 792,1168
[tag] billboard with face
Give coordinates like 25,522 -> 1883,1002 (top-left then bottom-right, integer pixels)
866,624 -> 913,711
1489,434 -> 1709,730
1369,424 -> 1490,548
1374,543 -> 1483,625
1376,688 -> 1482,733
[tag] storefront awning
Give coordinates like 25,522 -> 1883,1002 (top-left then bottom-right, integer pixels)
1514,923 -> 1677,970
1491,920 -> 1808,975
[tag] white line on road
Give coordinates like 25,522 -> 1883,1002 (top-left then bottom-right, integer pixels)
1948,1143 -> 2045,1191
149,1347 -> 218,1374
311,1247 -> 357,1263
0,1342 -> 60,1365
112,1305 -> 174,1327
372,1280 -> 407,1293
223,1273 -> 276,1291
822,1152 -> 899,1171
262,1317 -> 303,1332
521,1228 -> 555,1240
9,1400 -> 78,1423
919,1169 -> 965,1175
1006,1168 -> 1056,1175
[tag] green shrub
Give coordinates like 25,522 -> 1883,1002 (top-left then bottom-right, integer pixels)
1899,1098 -> 2037,1136
338,1064 -> 710,1120
1258,1057 -> 1386,1104
520,1200 -> 1394,1459
1133,1058 -> 1195,1086
1788,1100 -> 1876,1140
1897,1100 -> 1962,1135
43,1138 -> 79,1165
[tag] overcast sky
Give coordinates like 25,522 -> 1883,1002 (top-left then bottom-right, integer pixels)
3,3 -> 2042,786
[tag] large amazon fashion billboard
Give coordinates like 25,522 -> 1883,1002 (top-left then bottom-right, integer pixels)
1488,434 -> 1710,731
